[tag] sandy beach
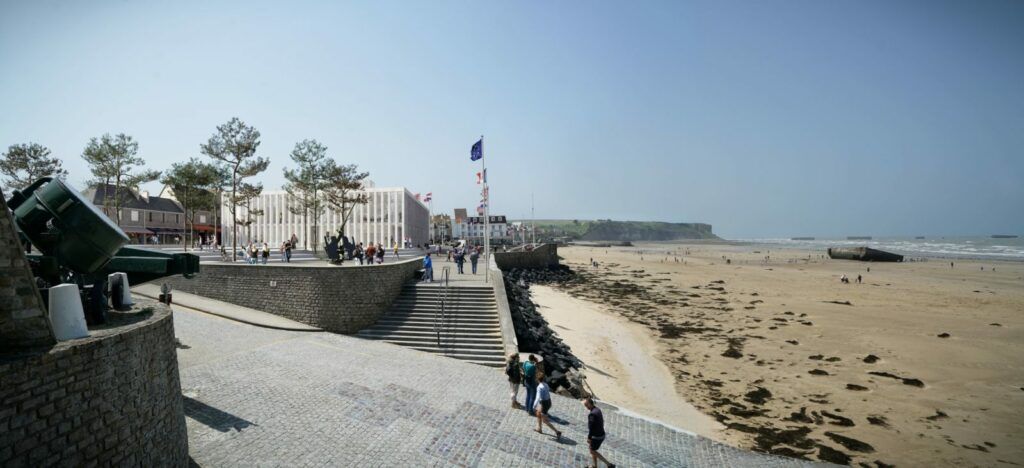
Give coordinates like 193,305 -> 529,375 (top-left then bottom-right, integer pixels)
526,242 -> 1024,466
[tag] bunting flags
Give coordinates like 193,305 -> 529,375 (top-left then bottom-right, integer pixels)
470,138 -> 483,161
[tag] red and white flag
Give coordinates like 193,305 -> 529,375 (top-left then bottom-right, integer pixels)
423,192 -> 433,202
475,169 -> 487,185
414,193 -> 421,201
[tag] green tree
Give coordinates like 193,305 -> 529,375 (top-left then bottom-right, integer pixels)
160,158 -> 220,251
283,139 -> 330,251
0,142 -> 68,192
200,118 -> 267,261
323,162 -> 369,244
235,182 -> 265,243
81,133 -> 160,223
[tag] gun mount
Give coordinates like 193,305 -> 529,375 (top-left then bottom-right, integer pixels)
6,177 -> 200,324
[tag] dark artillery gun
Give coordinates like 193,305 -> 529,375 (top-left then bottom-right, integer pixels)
6,177 -> 200,325
323,229 -> 354,265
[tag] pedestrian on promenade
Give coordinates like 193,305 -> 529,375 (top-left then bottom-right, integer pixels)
446,248 -> 452,262
505,353 -> 523,409
583,398 -> 615,468
393,242 -> 400,258
366,243 -> 376,265
376,244 -> 385,264
261,242 -> 270,265
355,243 -> 364,264
284,240 -> 293,263
523,354 -> 538,415
533,373 -> 561,439
470,247 -> 480,274
455,248 -> 465,274
422,253 -> 434,282
249,242 -> 258,264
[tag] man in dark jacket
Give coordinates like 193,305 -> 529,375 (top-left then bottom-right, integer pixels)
583,397 -> 615,468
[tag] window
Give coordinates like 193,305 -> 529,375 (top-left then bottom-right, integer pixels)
148,212 -> 153,222
175,214 -> 180,223
200,215 -> 207,223
131,210 -> 139,222
161,213 -> 166,222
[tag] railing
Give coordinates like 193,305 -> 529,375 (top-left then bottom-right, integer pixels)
435,267 -> 450,350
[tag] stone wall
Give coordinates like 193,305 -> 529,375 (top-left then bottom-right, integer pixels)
158,258 -> 423,333
0,300 -> 188,466
493,243 -> 559,270
0,188 -> 55,350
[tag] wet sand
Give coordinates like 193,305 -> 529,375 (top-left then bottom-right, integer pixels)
530,243 -> 1024,466
530,285 -> 724,439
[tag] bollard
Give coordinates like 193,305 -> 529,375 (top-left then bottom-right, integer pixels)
48,284 -> 90,341
107,272 -> 133,309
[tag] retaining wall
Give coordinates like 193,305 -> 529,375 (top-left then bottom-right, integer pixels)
0,300 -> 188,467
0,188 -> 55,350
493,244 -> 559,270
157,258 -> 423,333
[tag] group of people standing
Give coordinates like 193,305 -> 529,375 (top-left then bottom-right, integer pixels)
446,245 -> 482,274
244,241 -> 271,264
351,241 -> 398,265
505,353 -> 616,468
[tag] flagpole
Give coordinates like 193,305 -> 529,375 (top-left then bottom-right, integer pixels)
481,135 -> 490,283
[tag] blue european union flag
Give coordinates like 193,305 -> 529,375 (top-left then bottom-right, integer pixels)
470,138 -> 483,161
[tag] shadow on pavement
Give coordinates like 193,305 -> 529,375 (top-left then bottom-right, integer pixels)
183,395 -> 257,433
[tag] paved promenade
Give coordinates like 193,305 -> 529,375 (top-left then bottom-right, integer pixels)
174,306 -> 822,467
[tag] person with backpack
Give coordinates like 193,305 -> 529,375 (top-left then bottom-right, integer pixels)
505,354 -> 523,409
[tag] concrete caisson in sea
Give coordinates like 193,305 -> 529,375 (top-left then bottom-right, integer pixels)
828,247 -> 904,262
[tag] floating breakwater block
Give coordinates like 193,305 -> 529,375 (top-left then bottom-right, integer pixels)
48,283 -> 89,341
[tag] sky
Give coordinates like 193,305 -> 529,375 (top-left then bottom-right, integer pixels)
1,0 -> 1022,239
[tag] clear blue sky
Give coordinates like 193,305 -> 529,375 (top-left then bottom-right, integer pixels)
2,0 -> 1022,238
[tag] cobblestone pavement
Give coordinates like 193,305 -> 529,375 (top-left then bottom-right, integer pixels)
174,308 -> 825,467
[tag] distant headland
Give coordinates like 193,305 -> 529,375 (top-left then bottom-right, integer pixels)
512,219 -> 718,242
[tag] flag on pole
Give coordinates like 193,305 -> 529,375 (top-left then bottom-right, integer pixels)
470,138 -> 483,161
475,168 -> 486,184
414,193 -> 421,201
423,192 -> 432,202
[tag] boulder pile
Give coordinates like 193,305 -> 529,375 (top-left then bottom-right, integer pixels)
502,266 -> 585,397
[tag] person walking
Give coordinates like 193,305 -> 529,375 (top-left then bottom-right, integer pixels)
505,354 -> 523,409
583,397 -> 615,468
422,253 -> 434,283
285,240 -> 293,263
376,244 -> 385,264
355,243 -> 364,265
470,247 -> 480,275
365,243 -> 376,265
393,242 -> 400,258
261,242 -> 270,265
533,373 -> 562,439
455,248 -> 465,274
446,248 -> 452,263
523,354 -> 538,415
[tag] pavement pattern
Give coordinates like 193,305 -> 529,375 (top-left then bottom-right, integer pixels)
174,307 -> 824,467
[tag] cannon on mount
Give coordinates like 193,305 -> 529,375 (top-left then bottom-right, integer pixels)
323,229 -> 353,265
6,177 -> 200,325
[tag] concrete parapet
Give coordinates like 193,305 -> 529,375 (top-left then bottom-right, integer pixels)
0,299 -> 188,467
157,257 -> 424,333
493,243 -> 559,270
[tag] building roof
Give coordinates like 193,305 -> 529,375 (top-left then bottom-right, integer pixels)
87,184 -> 184,213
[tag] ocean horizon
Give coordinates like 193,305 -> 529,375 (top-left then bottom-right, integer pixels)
732,235 -> 1024,262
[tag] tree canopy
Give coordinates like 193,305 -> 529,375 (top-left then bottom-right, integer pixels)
0,142 -> 67,192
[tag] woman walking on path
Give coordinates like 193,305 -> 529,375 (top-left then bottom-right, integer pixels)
470,247 -> 480,274
522,354 -> 538,415
261,242 -> 270,265
505,354 -> 523,409
583,398 -> 615,468
533,373 -> 561,440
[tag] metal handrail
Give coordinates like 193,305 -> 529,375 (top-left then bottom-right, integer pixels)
436,267 -> 450,349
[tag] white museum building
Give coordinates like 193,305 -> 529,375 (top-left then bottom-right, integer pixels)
221,184 -> 430,250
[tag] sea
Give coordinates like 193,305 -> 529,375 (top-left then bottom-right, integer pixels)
735,236 -> 1024,262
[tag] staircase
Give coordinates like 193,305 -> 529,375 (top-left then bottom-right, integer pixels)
357,279 -> 505,367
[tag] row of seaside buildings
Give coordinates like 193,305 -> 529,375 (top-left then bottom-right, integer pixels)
84,182 -> 523,249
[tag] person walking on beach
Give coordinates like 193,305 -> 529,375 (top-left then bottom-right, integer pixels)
523,354 -> 538,415
422,253 -> 434,282
470,247 -> 480,274
534,373 -> 562,440
261,242 -> 270,265
583,397 -> 615,468
505,354 -> 523,409
856,274 -> 862,284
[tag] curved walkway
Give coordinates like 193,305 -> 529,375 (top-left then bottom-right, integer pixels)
173,306 -> 825,466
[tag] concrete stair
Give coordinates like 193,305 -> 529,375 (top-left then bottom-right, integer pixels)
357,282 -> 505,367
